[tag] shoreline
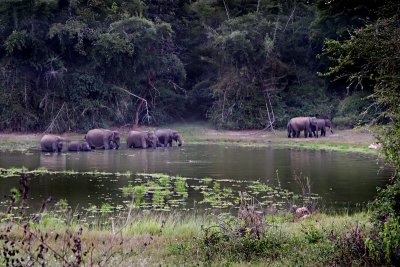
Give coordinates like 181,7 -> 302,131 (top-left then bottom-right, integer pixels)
0,124 -> 378,154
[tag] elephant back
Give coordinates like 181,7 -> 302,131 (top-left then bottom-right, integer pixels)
40,134 -> 64,152
85,129 -> 109,148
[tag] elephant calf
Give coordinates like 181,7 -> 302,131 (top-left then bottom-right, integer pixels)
40,134 -> 66,152
155,129 -> 183,147
85,129 -> 120,150
311,119 -> 334,137
68,141 -> 91,152
127,130 -> 158,149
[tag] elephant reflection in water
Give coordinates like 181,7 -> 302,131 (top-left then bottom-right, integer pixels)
40,153 -> 67,170
126,149 -> 158,173
82,150 -> 121,172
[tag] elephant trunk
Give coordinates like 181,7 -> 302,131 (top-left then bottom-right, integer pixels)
177,136 -> 182,146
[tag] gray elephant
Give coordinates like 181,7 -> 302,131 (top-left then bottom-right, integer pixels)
40,134 -> 66,152
127,130 -> 158,149
68,141 -> 91,152
155,129 -> 183,147
287,117 -> 318,138
311,119 -> 334,137
85,129 -> 120,150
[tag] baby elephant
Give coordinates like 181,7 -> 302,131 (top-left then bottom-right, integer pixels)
40,134 -> 66,152
155,129 -> 183,147
68,141 -> 91,152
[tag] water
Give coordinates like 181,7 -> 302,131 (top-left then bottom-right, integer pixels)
0,145 -> 391,212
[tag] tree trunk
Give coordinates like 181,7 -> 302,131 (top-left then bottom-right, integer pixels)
134,99 -> 145,129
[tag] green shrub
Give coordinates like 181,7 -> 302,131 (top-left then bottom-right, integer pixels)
368,177 -> 400,264
334,91 -> 375,128
333,115 -> 358,128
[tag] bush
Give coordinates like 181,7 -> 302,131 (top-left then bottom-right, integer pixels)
333,115 -> 358,129
334,91 -> 375,128
367,177 -> 400,265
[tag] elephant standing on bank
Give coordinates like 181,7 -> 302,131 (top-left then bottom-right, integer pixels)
68,141 -> 91,152
127,130 -> 158,149
287,117 -> 318,138
311,119 -> 334,137
155,129 -> 183,147
85,129 -> 120,150
40,135 -> 66,152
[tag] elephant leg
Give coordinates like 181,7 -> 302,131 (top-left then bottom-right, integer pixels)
296,131 -> 300,138
141,137 -> 147,148
163,139 -> 168,147
103,137 -> 110,149
51,142 -> 57,152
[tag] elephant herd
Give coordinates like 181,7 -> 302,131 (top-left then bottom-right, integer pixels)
40,128 -> 183,153
287,117 -> 333,138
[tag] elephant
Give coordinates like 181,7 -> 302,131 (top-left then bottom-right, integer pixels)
68,141 -> 91,152
127,130 -> 158,149
40,134 -> 66,152
85,129 -> 120,150
287,117 -> 318,138
310,119 -> 334,137
155,129 -> 183,147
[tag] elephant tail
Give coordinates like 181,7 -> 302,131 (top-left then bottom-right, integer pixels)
287,123 -> 292,138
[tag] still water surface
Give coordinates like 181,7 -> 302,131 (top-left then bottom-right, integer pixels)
0,144 -> 391,211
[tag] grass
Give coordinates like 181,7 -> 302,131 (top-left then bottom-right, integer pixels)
1,208 -> 374,266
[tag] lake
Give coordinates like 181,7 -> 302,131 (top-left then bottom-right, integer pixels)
0,144 -> 391,212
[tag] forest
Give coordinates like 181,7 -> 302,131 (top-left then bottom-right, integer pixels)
0,0 -> 398,132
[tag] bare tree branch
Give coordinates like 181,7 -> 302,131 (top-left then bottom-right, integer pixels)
114,86 -> 150,126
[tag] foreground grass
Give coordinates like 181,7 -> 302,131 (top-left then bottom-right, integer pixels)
1,210 -> 372,266
0,122 -> 377,154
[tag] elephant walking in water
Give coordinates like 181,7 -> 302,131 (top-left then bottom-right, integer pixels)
155,129 -> 183,147
40,135 -> 66,152
85,129 -> 120,150
68,141 -> 91,151
127,130 -> 158,149
311,119 -> 334,137
287,117 -> 318,138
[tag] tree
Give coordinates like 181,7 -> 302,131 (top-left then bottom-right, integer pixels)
322,15 -> 400,264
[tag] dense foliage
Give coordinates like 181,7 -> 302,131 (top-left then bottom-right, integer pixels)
322,8 -> 400,265
0,0 -> 360,131
0,0 -> 398,131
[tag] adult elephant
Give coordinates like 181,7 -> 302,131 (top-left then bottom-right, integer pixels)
155,129 -> 183,147
287,117 -> 318,138
40,134 -> 66,152
311,119 -> 334,137
68,141 -> 91,152
127,130 -> 158,149
85,129 -> 120,150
